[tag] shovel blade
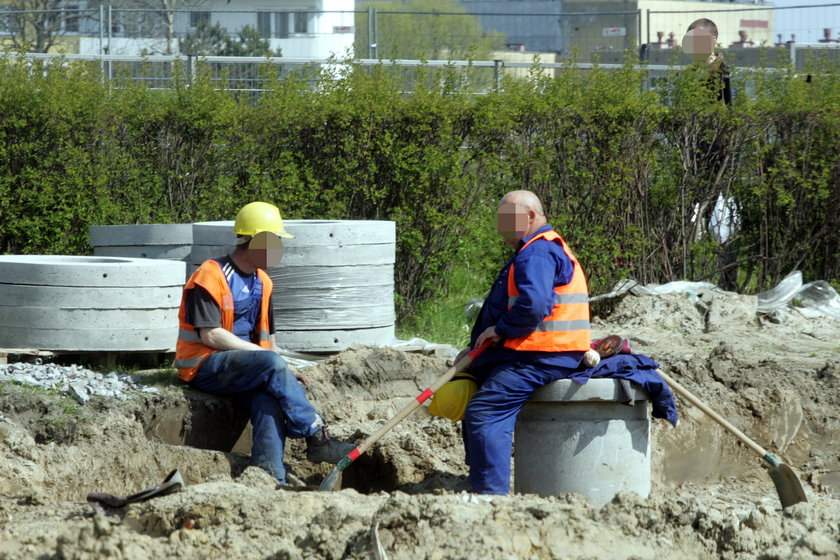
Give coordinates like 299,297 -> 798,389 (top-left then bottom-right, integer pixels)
768,463 -> 808,508
318,468 -> 341,492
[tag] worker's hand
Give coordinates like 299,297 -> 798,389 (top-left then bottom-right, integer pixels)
454,346 -> 472,364
705,52 -> 724,68
475,326 -> 500,350
291,367 -> 310,385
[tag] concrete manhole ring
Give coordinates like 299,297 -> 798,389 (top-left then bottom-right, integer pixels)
0,255 -> 182,351
192,219 -> 395,247
275,325 -> 396,352
0,255 -> 186,287
89,223 -> 193,247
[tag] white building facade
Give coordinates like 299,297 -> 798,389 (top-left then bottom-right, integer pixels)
77,0 -> 355,57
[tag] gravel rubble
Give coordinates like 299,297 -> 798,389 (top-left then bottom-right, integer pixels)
0,362 -> 158,404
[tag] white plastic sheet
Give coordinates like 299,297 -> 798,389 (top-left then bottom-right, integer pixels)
589,279 -> 720,304
749,271 -> 840,321
591,271 -> 840,322
790,281 -> 840,321
756,271 -> 803,313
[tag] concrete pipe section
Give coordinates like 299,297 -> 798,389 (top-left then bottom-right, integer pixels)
90,224 -> 193,279
274,325 -> 396,352
0,255 -> 184,352
514,378 -> 651,507
191,220 -> 396,352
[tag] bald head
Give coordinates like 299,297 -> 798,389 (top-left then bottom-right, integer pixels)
500,190 -> 545,216
497,190 -> 547,249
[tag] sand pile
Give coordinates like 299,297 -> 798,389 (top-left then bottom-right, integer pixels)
1,287 -> 838,559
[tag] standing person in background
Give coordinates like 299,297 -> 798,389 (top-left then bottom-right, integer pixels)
683,18 -> 740,291
456,190 -> 591,494
682,18 -> 732,106
174,201 -> 355,484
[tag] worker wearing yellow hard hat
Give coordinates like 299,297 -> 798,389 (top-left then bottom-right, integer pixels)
233,201 -> 295,238
175,201 -> 355,484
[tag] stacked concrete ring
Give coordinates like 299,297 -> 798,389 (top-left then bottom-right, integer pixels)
89,224 -> 193,281
0,255 -> 184,352
191,220 -> 396,352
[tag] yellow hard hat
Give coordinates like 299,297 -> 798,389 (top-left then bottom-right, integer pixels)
429,373 -> 478,423
233,202 -> 294,238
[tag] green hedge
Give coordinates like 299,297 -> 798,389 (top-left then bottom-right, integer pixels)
1,54 -> 837,319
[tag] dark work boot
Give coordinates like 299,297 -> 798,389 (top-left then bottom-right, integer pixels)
305,426 -> 356,464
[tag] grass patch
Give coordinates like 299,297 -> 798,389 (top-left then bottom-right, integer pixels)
0,381 -> 98,443
397,263 -> 483,347
132,367 -> 181,388
398,199 -> 510,347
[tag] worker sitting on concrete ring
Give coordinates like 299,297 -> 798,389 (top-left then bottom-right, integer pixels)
174,201 -> 355,484
456,189 -> 591,495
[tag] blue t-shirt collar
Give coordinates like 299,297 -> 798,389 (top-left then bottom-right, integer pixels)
517,224 -> 553,251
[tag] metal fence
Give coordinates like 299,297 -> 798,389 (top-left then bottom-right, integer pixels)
3,5 -> 839,60
13,50 -> 839,100
647,2 -> 840,50
360,8 -> 640,60
0,6 -> 640,62
2,4 -> 839,92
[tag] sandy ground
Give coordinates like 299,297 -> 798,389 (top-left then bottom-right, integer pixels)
1,288 -> 839,559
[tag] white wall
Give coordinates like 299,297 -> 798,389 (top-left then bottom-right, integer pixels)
197,0 -> 355,58
640,0 -> 774,47
79,0 -> 355,57
78,36 -> 177,55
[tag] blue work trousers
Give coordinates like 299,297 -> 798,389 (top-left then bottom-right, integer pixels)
188,350 -> 322,483
462,361 -> 575,494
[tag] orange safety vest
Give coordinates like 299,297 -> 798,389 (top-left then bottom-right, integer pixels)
174,260 -> 273,381
503,230 -> 591,352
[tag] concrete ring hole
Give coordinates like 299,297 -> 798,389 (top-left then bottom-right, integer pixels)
339,449 -> 405,494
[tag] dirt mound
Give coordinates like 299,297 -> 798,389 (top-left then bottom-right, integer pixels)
1,289 -> 839,559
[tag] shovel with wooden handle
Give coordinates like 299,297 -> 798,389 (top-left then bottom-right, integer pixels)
656,368 -> 808,508
318,340 -> 493,492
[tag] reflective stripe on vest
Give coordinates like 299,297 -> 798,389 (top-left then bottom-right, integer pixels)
508,292 -> 589,307
175,260 -> 274,382
173,356 -> 203,369
503,230 -> 591,352
178,329 -> 202,343
534,319 -> 591,332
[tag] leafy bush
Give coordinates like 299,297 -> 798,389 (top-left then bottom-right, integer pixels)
0,51 -> 837,328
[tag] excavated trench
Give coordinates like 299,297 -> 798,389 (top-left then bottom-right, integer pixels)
3,292 -> 840,559
133,387 -> 411,495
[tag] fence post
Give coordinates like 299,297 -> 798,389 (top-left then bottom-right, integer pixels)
494,59 -> 504,90
645,9 -> 651,91
99,4 -> 105,83
637,10 -> 642,58
186,55 -> 193,84
367,6 -> 373,58
107,4 -> 113,82
373,8 -> 378,59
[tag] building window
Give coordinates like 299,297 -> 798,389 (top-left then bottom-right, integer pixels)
190,11 -> 210,28
1,14 -> 17,34
293,12 -> 309,34
64,5 -> 80,32
275,12 -> 289,38
257,12 -> 271,37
